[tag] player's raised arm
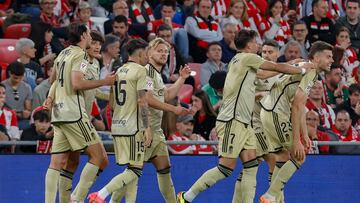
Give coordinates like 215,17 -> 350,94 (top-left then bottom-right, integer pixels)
259,60 -> 313,75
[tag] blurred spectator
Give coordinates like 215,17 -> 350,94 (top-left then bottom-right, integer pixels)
350,66 -> 360,84
191,90 -> 217,140
157,24 -> 190,85
292,20 -> 310,59
336,27 -> 359,81
20,109 -> 52,153
0,83 -> 19,141
16,38 -> 44,90
305,81 -> 335,129
209,0 -> 227,20
278,40 -> 302,62
167,114 -> 213,154
182,0 -> 195,20
185,0 -> 223,63
202,70 -> 226,111
32,63 -> 53,110
302,0 -> 336,45
323,65 -> 349,107
200,42 -> 227,86
220,0 -> 261,44
99,35 -> 121,96
39,0 -> 61,28
264,0 -> 291,47
335,0 -> 360,51
332,110 -> 360,141
128,0 -> 155,39
219,22 -> 237,63
148,0 -> 189,60
109,15 -> 130,65
2,62 -> 32,130
56,0 -> 80,26
245,0 -> 269,37
29,22 -> 63,76
104,0 -> 129,34
0,124 -> 11,153
335,83 -> 360,127
76,1 -> 101,32
306,110 -> 330,154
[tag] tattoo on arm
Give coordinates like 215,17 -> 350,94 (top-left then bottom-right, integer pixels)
138,90 -> 150,128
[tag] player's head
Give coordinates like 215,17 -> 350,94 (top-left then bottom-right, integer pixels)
126,39 -> 149,66
0,83 -> 6,105
88,30 -> 105,59
68,22 -> 91,48
234,30 -> 258,54
261,40 -> 279,62
308,41 -> 334,71
148,38 -> 170,66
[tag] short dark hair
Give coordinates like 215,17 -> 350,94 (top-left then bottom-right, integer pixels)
8,61 -> 25,76
33,110 -> 50,122
126,39 -> 148,56
207,41 -> 221,52
349,83 -> 360,95
291,20 -> 307,31
209,71 -> 227,90
308,41 -> 333,60
157,24 -> 172,34
234,30 -> 257,50
262,40 -> 279,49
267,0 -> 285,17
90,30 -> 105,44
312,0 -> 325,8
161,0 -> 176,11
346,0 -> 360,7
0,83 -> 6,90
68,22 -> 88,45
113,15 -> 128,26
336,109 -> 351,119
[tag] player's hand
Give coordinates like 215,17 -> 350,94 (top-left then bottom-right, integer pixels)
43,97 -> 53,111
103,72 -> 116,86
302,134 -> 312,153
173,106 -> 191,116
179,64 -> 191,80
291,140 -> 305,161
144,127 -> 152,147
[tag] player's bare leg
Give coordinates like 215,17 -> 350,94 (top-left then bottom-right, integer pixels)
59,151 -> 80,203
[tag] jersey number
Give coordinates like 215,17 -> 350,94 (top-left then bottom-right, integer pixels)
115,80 -> 127,106
58,61 -> 66,87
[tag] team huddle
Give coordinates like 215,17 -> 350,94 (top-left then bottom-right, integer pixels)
43,22 -> 334,203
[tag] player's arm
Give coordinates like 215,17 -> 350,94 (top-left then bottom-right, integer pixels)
147,91 -> 190,115
109,86 -> 115,110
165,65 -> 191,102
72,71 -> 116,91
256,69 -> 279,80
291,87 -> 307,161
43,80 -> 58,110
138,89 -> 152,146
259,61 -> 311,75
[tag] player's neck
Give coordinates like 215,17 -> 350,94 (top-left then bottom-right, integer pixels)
128,56 -> 141,65
149,61 -> 162,72
76,41 -> 87,50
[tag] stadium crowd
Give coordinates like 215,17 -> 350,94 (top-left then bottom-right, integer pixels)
0,0 -> 359,154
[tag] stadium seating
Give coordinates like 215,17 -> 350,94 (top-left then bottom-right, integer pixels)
0,39 -> 20,64
188,63 -> 201,90
3,23 -> 31,39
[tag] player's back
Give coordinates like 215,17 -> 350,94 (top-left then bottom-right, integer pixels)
52,45 -> 89,123
261,69 -> 318,117
217,52 -> 264,124
112,61 -> 147,136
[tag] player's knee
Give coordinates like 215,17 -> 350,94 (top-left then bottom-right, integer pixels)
157,166 -> 171,175
217,164 -> 234,177
128,166 -> 143,177
242,158 -> 259,169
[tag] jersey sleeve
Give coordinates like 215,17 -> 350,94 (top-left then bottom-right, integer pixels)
298,70 -> 317,95
242,53 -> 265,70
137,67 -> 153,91
72,52 -> 88,73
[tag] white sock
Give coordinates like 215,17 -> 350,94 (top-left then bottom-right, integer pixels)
184,190 -> 196,202
264,192 -> 276,201
98,187 -> 110,199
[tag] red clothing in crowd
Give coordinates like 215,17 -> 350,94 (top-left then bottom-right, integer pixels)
306,99 -> 335,129
167,132 -> 213,154
148,19 -> 182,34
0,106 -> 19,140
331,125 -> 360,141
